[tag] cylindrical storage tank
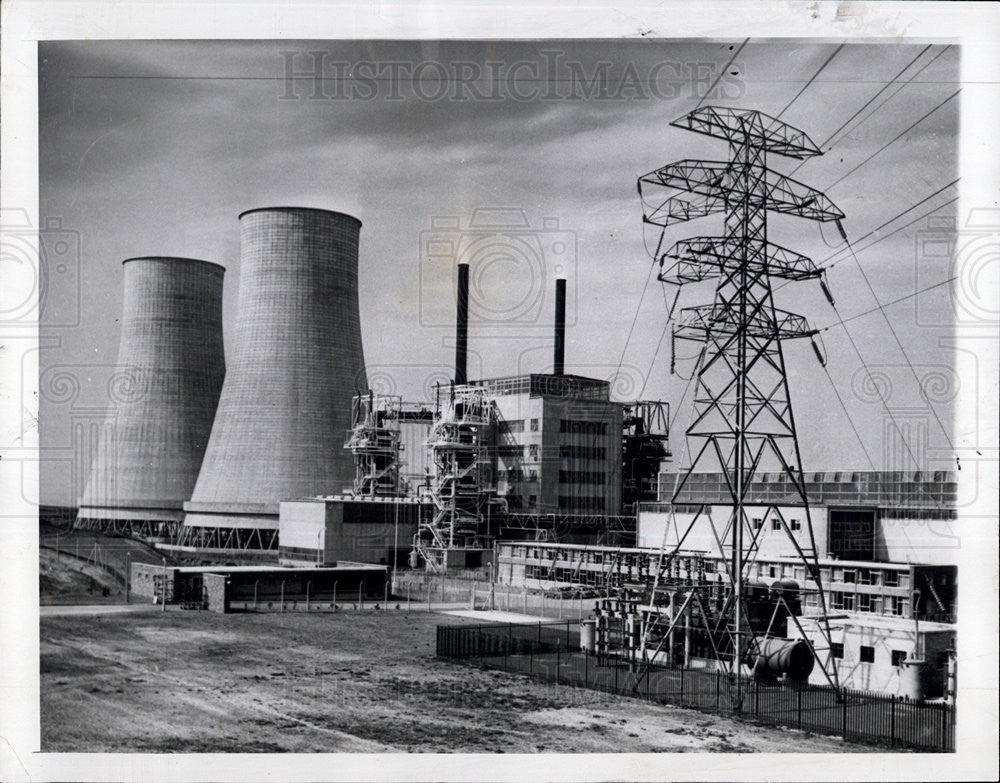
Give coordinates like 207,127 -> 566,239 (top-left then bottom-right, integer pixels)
77,257 -> 226,529
183,207 -> 367,540
580,619 -> 596,654
753,637 -> 815,682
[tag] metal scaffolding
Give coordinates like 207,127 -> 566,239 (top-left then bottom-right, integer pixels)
345,392 -> 404,497
413,384 -> 498,571
621,400 -> 672,513
635,106 -> 846,704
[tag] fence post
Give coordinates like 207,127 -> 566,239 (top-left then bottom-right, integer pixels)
754,679 -> 759,718
841,694 -> 848,740
890,695 -> 896,748
556,643 -> 561,684
942,703 -> 949,751
680,666 -> 684,705
614,660 -> 618,693
566,620 -> 571,650
716,669 -> 720,712
537,622 -> 542,645
797,687 -> 802,730
585,645 -> 589,687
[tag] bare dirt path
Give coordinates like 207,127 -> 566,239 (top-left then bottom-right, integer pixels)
41,610 -> 876,753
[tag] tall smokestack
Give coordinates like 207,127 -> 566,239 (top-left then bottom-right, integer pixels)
554,277 -> 566,375
77,257 -> 226,529
182,207 -> 367,539
455,262 -> 469,385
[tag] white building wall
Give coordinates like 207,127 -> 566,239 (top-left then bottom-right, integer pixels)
278,499 -> 336,562
876,515 -> 959,565
788,616 -> 954,695
638,505 -> 828,559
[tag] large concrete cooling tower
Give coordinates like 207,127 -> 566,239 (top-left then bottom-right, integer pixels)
76,257 -> 226,535
181,207 -> 367,548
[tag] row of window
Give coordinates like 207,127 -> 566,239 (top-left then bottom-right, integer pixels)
752,518 -> 802,531
828,591 -> 910,616
829,643 -> 928,668
525,564 -> 606,586
506,546 -> 912,591
499,418 -> 541,434
754,562 -> 909,589
559,419 -> 610,435
560,444 -> 608,460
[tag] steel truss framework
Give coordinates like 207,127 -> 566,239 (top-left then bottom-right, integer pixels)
74,516 -> 179,540
635,106 -> 846,707
174,525 -> 278,551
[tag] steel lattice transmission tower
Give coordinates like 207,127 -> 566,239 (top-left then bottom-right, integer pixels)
636,107 -> 846,701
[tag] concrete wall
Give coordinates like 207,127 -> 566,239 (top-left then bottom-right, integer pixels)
278,500 -> 333,564
279,498 -> 422,566
876,514 -> 959,565
130,562 -> 174,602
203,572 -> 229,613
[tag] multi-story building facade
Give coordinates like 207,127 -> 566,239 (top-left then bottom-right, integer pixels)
470,374 -> 623,517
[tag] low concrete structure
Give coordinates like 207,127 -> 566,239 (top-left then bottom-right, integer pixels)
278,495 -> 426,567
788,614 -> 955,699
130,562 -> 388,613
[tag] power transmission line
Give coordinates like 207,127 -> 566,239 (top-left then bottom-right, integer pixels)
788,44 -> 942,177
826,89 -> 960,191
817,274 -> 956,330
776,43 -> 845,119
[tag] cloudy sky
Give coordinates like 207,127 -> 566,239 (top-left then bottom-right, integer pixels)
38,39 -> 961,505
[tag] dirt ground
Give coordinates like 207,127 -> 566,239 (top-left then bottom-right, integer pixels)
40,610 -> 874,753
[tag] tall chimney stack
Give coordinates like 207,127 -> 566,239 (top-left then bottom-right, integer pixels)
553,277 -> 566,375
455,262 -> 469,385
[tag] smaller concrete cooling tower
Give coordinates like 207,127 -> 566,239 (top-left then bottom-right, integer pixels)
181,207 -> 367,549
77,257 -> 226,534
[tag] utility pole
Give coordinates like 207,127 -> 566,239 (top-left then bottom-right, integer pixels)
635,107 -> 845,700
